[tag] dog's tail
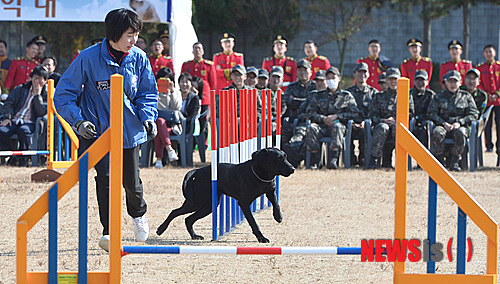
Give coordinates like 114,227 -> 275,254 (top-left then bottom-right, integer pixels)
182,169 -> 197,205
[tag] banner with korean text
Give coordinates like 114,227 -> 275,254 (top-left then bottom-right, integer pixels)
0,0 -> 172,23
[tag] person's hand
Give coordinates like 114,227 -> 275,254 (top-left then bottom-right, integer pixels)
1,119 -> 11,127
76,120 -> 97,139
452,122 -> 461,130
191,86 -> 198,95
143,120 -> 157,139
384,117 -> 395,125
443,122 -> 453,132
32,77 -> 44,95
167,79 -> 175,93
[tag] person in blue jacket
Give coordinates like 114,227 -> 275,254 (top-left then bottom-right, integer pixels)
54,8 -> 158,252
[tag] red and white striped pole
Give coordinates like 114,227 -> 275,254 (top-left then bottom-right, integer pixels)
260,89 -> 267,149
210,90 -> 218,240
276,89 -> 282,150
230,89 -> 239,165
266,89 -> 272,147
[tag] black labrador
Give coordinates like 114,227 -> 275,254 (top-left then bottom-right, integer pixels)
156,148 -> 295,243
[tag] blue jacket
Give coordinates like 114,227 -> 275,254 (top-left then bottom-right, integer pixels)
54,39 -> 158,148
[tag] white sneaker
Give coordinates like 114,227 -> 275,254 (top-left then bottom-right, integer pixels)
133,216 -> 149,242
154,160 -> 163,169
168,150 -> 178,161
98,235 -> 110,252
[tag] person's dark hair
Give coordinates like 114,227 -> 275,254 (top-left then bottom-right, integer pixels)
369,39 -> 380,45
150,38 -> 162,46
192,76 -> 204,100
26,40 -> 38,48
30,65 -> 49,80
105,8 -> 143,43
192,41 -> 202,48
484,44 -> 496,51
156,67 -> 174,83
178,72 -> 193,84
0,40 -> 7,49
304,40 -> 317,47
41,55 -> 58,67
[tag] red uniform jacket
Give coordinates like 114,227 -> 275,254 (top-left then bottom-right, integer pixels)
477,60 -> 500,106
4,56 -> 39,93
148,54 -> 174,77
181,58 -> 216,105
400,56 -> 433,88
357,56 -> 384,91
304,54 -> 331,80
262,55 -> 297,88
439,59 -> 472,84
213,51 -> 244,92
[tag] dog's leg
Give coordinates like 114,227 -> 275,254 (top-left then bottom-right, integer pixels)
156,202 -> 194,236
184,201 -> 213,240
265,191 -> 282,223
239,203 -> 269,243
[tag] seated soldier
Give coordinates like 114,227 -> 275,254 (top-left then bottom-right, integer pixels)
256,69 -> 269,90
245,66 -> 258,88
346,62 -> 378,166
0,66 -> 48,166
428,70 -> 479,171
367,67 -> 414,169
305,68 -> 361,169
411,70 -> 435,148
281,59 -> 316,167
461,68 -> 487,116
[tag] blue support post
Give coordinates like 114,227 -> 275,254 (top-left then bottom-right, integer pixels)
457,207 -> 467,274
276,176 -> 280,203
252,200 -> 256,212
225,195 -> 230,232
260,195 -> 265,210
231,198 -> 236,228
48,183 -> 58,284
427,177 -> 437,273
65,132 -> 70,161
78,154 -> 88,283
212,180 -> 218,240
219,194 -> 224,236
57,119 -> 62,161
235,201 -> 240,225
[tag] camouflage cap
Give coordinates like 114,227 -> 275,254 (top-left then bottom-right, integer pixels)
246,66 -> 258,77
231,64 -> 246,75
386,67 -> 401,79
314,70 -> 327,80
378,72 -> 387,83
297,58 -> 312,69
326,66 -> 340,76
354,62 -> 369,72
466,68 -> 480,78
258,68 -> 269,79
270,66 -> 284,77
446,70 -> 461,81
414,70 -> 428,80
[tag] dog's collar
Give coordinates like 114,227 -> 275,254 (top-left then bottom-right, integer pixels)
251,165 -> 275,183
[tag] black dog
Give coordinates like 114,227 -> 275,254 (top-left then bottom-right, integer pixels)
156,148 -> 295,243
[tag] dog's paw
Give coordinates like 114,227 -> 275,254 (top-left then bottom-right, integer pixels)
257,236 -> 270,243
273,210 -> 283,223
191,234 -> 204,240
156,228 -> 164,236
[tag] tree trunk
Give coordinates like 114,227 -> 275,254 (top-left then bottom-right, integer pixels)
462,0 -> 470,59
339,38 -> 348,77
422,0 -> 431,57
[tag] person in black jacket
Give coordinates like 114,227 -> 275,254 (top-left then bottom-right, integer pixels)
0,65 -> 48,166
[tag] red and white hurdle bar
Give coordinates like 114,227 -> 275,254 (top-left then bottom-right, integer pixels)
122,246 -> 361,256
0,150 -> 49,156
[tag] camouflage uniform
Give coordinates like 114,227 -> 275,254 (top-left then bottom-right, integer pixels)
305,88 -> 361,153
427,89 -> 479,156
411,86 -> 435,148
459,85 -> 487,116
345,84 -> 378,162
281,80 -> 316,144
369,88 -> 414,158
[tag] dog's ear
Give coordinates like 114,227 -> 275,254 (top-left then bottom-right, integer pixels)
252,148 -> 270,161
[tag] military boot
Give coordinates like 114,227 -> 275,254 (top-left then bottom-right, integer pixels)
327,150 -> 339,169
449,154 -> 461,172
283,143 -> 301,168
381,150 -> 393,169
366,156 -> 377,170
310,152 -> 321,169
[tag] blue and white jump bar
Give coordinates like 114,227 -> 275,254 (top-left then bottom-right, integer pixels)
122,246 -> 362,256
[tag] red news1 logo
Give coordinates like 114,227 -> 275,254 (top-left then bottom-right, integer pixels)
361,238 -> 473,262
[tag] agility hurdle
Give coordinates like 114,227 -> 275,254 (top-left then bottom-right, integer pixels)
209,88 -> 281,240
394,78 -> 498,283
122,246 -> 360,255
16,74 -> 123,283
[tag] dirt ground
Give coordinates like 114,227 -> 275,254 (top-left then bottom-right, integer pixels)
1,148 -> 500,284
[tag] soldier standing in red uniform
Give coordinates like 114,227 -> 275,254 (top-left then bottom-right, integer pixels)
158,29 -> 170,56
439,40 -> 472,84
357,39 -> 387,91
213,33 -> 244,92
3,40 -> 39,94
303,40 -> 330,80
477,44 -> 500,152
262,35 -> 296,89
148,38 -> 173,77
401,38 -> 433,89
181,42 -> 216,108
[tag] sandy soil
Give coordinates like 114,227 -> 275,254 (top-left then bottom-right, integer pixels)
1,150 -> 500,284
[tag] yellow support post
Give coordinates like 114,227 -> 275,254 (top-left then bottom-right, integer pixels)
16,220 -> 27,284
47,79 -> 54,170
394,78 -> 410,278
109,74 -> 123,283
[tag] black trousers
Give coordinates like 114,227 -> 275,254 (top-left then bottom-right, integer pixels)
79,137 -> 147,235
485,106 -> 500,152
